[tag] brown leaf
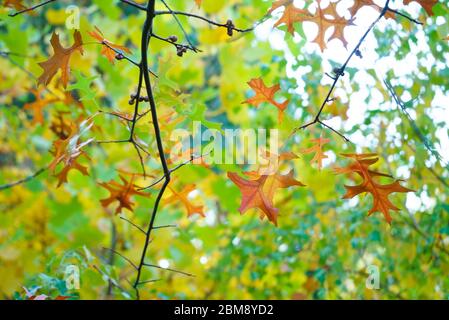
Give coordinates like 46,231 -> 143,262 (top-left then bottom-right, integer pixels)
349,0 -> 396,19
23,88 -> 57,125
301,137 -> 330,170
228,170 -> 304,226
49,118 -> 93,187
166,184 -> 204,217
305,1 -> 355,51
3,0 -> 26,10
38,30 -> 84,88
335,153 -> 414,224
243,78 -> 289,122
403,0 -> 438,16
99,175 -> 146,214
272,2 -> 311,35
89,26 -> 131,64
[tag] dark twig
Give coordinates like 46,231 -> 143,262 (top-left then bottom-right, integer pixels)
133,0 -> 173,294
137,279 -> 161,286
8,0 -> 56,16
101,42 -> 158,77
119,216 -> 146,235
159,0 -> 200,52
139,154 -> 203,191
387,8 -> 423,25
293,0 -> 392,142
154,11 -> 254,33
120,0 -> 145,11
153,224 -> 177,230
0,167 -> 48,191
143,263 -> 195,277
103,247 -> 138,270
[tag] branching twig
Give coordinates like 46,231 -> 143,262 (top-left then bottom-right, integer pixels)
293,0 -> 394,143
5,0 -> 254,300
8,0 -> 56,16
0,167 -> 48,191
143,263 -> 195,278
154,11 -> 254,33
387,8 -> 423,25
103,247 -> 138,270
119,216 -> 146,235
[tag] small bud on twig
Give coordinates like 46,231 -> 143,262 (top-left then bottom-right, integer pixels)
168,35 -> 178,43
226,19 -> 235,37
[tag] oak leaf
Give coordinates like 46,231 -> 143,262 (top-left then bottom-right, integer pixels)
88,26 -> 131,64
49,118 -> 93,187
305,0 -> 355,51
166,184 -> 204,217
228,170 -> 304,226
335,153 -> 413,224
301,137 -> 330,170
403,0 -> 438,16
243,78 -> 289,122
3,0 -> 26,10
269,0 -> 293,13
272,2 -> 311,35
99,175 -> 146,214
38,30 -> 84,88
23,88 -> 57,125
194,0 -> 202,8
349,0 -> 396,19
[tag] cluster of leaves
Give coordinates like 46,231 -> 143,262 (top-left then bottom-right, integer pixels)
0,0 -> 448,300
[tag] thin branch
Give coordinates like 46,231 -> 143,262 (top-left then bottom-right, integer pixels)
399,214 -> 449,257
384,80 -> 447,168
143,263 -> 195,277
8,0 -> 56,17
293,0 -> 392,142
387,8 -> 423,25
120,0 -> 145,11
153,224 -> 177,230
103,247 -> 138,270
133,0 -> 174,293
159,0 -> 200,52
139,155 -> 201,191
154,10 -> 254,33
101,42 -> 158,77
119,216 -> 146,235
151,32 -> 198,53
0,167 -> 48,191
318,120 -> 351,143
132,142 -> 147,178
137,279 -> 161,286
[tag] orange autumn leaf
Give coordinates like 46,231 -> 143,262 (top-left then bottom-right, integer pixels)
3,0 -> 26,10
23,88 -> 57,125
166,184 -> 204,217
50,111 -> 73,139
49,121 -> 92,188
403,0 -> 438,16
301,137 -> 330,170
272,2 -> 311,35
99,175 -> 146,214
349,0 -> 396,19
243,78 -> 289,122
269,0 -> 293,13
228,170 -> 304,226
38,30 -> 84,88
88,26 -> 131,64
335,153 -> 414,224
305,0 -> 355,51
194,0 -> 202,8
